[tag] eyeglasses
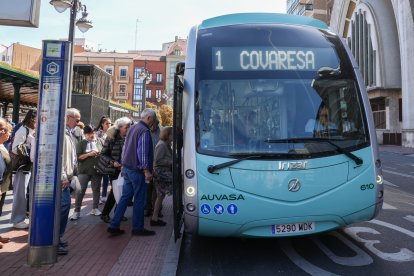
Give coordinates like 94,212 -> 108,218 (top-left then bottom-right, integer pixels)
69,115 -> 81,123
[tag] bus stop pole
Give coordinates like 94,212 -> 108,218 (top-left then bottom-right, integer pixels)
27,40 -> 72,266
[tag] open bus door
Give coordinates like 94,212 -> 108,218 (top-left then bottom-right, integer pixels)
172,62 -> 185,241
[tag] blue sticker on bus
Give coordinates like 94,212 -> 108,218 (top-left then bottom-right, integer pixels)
227,204 -> 238,214
214,204 -> 224,214
201,204 -> 211,214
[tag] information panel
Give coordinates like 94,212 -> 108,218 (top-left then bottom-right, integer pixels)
29,41 -> 70,247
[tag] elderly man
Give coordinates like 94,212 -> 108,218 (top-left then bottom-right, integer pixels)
107,108 -> 157,236
58,108 -> 81,255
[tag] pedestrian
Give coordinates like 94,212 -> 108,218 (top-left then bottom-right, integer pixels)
0,119 -> 13,248
99,117 -> 131,223
145,118 -> 161,217
107,108 -> 157,236
10,109 -> 36,229
58,108 -> 81,255
95,116 -> 112,203
70,125 -> 102,220
4,113 -> 15,128
151,126 -> 173,226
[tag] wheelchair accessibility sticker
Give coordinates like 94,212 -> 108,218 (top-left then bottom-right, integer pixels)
201,204 -> 211,214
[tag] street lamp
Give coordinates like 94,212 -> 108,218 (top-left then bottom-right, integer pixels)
49,0 -> 93,106
139,67 -> 151,111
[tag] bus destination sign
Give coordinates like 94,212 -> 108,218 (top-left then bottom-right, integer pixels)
212,47 -> 338,72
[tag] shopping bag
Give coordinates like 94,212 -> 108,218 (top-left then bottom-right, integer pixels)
112,174 -> 124,204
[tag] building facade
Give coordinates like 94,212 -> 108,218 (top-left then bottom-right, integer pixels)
0,43 -> 41,75
133,57 -> 166,111
330,0 -> 414,147
287,0 -> 332,24
74,52 -> 136,105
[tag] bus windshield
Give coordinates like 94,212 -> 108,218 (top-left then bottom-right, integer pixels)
195,24 -> 369,158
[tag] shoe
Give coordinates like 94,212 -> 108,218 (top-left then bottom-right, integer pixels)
57,245 -> 68,255
13,221 -> 29,229
121,216 -> 128,221
131,228 -> 156,236
158,212 -> 164,218
150,219 -> 167,227
59,240 -> 68,248
70,212 -> 80,221
100,214 -> 111,223
107,227 -> 125,236
90,208 -> 102,216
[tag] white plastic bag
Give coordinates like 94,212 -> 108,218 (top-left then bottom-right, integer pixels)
112,174 -> 124,204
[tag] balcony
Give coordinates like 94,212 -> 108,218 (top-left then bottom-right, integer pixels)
114,92 -> 128,100
116,75 -> 129,83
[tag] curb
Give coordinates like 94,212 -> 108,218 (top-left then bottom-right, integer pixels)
160,225 -> 184,276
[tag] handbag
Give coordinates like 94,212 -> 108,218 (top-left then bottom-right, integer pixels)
95,156 -> 117,175
112,174 -> 124,203
11,127 -> 32,172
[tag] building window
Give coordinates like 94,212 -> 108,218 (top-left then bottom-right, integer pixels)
348,9 -> 376,87
371,98 -> 386,129
156,89 -> 162,99
146,89 -> 151,99
134,67 -> 142,83
118,85 -> 127,97
147,72 -> 153,82
119,67 -> 128,81
105,66 -> 114,76
133,85 -> 142,101
174,49 -> 181,56
156,73 -> 162,83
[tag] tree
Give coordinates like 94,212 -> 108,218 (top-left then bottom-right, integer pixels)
159,104 -> 173,126
145,102 -> 162,125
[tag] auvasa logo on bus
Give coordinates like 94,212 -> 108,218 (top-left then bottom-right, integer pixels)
200,194 -> 245,201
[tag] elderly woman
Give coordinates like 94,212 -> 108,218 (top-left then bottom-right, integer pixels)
151,126 -> 173,226
70,125 -> 102,220
0,118 -> 13,247
11,109 -> 36,229
95,116 -> 112,203
99,117 -> 132,223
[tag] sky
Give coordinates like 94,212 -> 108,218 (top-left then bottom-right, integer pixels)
1,0 -> 287,53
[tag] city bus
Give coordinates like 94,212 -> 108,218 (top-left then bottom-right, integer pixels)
172,13 -> 383,239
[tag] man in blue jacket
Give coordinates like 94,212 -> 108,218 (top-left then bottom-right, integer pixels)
107,108 -> 157,236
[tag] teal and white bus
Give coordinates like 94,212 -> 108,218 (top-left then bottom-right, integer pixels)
172,13 -> 383,238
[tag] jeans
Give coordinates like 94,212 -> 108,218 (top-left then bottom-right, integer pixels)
59,187 -> 71,238
110,167 -> 146,231
101,175 -> 109,197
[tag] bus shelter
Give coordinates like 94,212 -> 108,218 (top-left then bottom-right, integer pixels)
0,63 -> 39,123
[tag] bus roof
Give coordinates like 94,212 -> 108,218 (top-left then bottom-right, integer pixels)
200,13 -> 328,30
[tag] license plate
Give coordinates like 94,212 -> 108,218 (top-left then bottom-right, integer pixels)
271,222 -> 315,234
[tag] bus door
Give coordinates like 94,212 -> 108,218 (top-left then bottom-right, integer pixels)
172,62 -> 185,241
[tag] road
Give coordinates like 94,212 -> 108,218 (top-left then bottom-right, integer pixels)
177,150 -> 414,275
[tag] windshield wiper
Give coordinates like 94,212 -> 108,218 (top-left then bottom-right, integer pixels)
264,138 -> 363,166
207,154 -> 263,174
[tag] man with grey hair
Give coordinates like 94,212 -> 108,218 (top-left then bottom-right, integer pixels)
58,108 -> 81,255
107,108 -> 157,236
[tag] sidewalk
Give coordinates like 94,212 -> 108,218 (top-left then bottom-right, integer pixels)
379,144 -> 414,155
0,187 -> 181,276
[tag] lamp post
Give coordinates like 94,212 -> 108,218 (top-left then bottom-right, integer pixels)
49,0 -> 93,106
139,66 -> 151,111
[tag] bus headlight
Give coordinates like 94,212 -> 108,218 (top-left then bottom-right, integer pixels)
186,186 -> 196,197
376,174 -> 383,185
